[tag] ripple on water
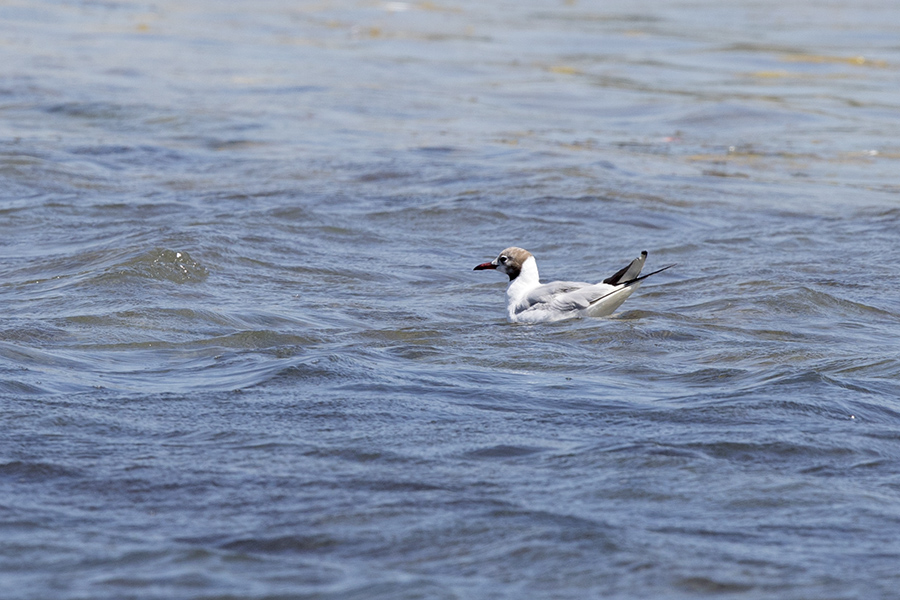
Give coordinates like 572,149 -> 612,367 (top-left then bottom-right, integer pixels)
0,460 -> 83,482
96,249 -> 209,285
2,0 -> 900,598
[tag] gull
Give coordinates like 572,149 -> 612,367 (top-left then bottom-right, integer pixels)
474,247 -> 672,323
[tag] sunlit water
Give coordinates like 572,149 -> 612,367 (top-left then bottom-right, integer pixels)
2,1 -> 900,598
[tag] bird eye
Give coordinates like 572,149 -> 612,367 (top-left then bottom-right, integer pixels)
499,256 -> 508,263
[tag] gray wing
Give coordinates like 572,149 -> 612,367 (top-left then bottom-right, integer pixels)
520,252 -> 648,311
517,281 -> 611,312
549,283 -> 620,312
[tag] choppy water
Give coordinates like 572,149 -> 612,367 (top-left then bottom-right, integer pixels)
3,1 -> 900,598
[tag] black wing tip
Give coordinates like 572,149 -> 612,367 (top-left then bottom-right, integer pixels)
625,263 -> 676,285
602,251 -> 650,286
590,262 -> 675,306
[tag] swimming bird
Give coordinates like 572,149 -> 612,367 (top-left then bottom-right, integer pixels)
473,247 -> 672,323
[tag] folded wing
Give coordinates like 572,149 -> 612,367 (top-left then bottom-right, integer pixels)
515,280 -> 595,313
508,251 -> 672,321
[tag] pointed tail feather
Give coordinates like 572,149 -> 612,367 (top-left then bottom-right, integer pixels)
589,263 -> 675,307
603,250 -> 647,285
622,263 -> 675,286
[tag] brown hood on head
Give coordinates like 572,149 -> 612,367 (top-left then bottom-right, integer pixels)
474,247 -> 533,281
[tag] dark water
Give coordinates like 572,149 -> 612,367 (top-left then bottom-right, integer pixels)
3,1 -> 900,598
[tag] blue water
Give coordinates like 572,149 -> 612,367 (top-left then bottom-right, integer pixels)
3,1 -> 900,598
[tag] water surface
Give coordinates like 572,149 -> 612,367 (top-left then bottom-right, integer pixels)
2,1 -> 900,598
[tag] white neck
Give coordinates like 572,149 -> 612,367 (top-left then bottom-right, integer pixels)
506,256 -> 540,309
